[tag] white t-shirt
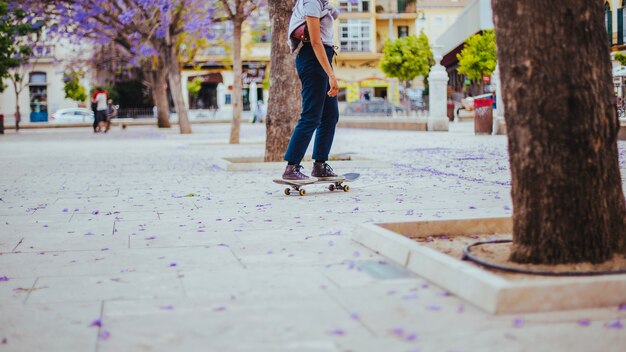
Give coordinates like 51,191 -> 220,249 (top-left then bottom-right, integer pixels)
95,93 -> 107,111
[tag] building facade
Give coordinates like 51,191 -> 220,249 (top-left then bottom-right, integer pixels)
184,0 -> 468,116
0,35 -> 92,123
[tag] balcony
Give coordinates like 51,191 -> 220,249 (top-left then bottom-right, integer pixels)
375,0 -> 417,14
32,44 -> 55,58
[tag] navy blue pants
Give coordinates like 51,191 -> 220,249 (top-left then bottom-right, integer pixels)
284,44 -> 339,164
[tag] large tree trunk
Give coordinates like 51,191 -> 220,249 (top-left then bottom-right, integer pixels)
230,19 -> 244,144
146,67 -> 172,128
493,0 -> 626,264
264,0 -> 301,161
165,45 -> 192,134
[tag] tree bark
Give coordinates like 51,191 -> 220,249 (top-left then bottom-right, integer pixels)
165,44 -> 192,134
264,0 -> 301,162
493,0 -> 626,264
146,66 -> 172,128
12,79 -> 21,130
230,19 -> 244,144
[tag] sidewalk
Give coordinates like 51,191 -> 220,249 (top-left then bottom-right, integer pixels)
0,124 -> 624,352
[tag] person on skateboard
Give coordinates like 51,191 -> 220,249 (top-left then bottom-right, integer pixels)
282,0 -> 342,183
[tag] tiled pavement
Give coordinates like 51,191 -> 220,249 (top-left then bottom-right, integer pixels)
0,123 -> 625,352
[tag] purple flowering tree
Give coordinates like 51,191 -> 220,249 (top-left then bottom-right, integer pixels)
218,0 -> 264,144
26,0 -> 217,134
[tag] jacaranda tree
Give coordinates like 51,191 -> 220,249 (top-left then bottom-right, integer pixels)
23,0 -> 218,134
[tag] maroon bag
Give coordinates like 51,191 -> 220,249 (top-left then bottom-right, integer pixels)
291,22 -> 310,42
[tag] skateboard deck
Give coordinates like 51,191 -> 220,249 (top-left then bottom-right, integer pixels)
273,173 -> 360,196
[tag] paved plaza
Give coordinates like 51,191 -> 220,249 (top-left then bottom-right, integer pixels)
1,123 -> 625,352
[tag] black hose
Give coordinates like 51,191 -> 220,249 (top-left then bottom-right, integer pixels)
462,240 -> 626,276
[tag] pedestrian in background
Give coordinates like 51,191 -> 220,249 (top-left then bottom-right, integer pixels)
91,87 -> 108,133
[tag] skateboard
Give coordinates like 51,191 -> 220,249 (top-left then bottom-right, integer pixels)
273,173 -> 360,196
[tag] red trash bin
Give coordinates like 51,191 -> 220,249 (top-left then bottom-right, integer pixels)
474,98 -> 494,135
447,102 -> 455,121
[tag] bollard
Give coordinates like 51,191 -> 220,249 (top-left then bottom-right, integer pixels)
0,114 -> 4,134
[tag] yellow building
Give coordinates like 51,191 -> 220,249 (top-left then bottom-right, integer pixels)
183,1 -> 469,113
334,0 -> 468,105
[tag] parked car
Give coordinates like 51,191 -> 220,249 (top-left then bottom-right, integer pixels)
49,108 -> 94,123
344,98 -> 404,116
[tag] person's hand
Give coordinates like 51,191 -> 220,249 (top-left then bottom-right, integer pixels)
328,74 -> 339,97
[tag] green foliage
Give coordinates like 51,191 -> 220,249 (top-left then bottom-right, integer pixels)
456,30 -> 497,82
615,53 -> 626,66
188,77 -> 202,97
379,32 -> 434,83
0,1 -> 42,92
63,69 -> 88,102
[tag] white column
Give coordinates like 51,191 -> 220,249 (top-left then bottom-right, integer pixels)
249,82 -> 258,107
492,64 -> 505,134
217,83 -> 226,110
427,45 -> 449,131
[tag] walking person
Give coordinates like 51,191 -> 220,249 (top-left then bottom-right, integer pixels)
91,87 -> 108,133
282,0 -> 341,182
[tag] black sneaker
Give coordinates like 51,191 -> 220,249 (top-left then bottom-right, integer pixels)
311,162 -> 342,180
282,164 -> 317,183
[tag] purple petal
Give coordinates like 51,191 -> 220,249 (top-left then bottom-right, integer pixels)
427,305 -> 441,311
328,240 -> 334,247
513,318 -> 524,328
0,276 -> 9,282
350,312 -> 360,320
160,305 -> 174,310
144,236 -> 156,240
84,231 -> 95,236
577,319 -> 591,327
405,332 -> 417,341
213,306 -> 226,312
605,319 -> 623,329
619,303 -> 626,311
328,328 -> 345,336
90,319 -> 102,327
99,330 -> 110,340
169,263 -> 177,267
353,251 -> 361,258
62,208 -> 69,212
457,304 -> 465,313
389,327 -> 405,337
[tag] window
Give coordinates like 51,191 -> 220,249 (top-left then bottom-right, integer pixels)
398,26 -> 409,38
339,19 -> 371,52
339,0 -> 369,13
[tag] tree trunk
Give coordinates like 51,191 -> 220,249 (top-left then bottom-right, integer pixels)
230,19 -> 244,144
146,67 -> 172,128
493,0 -> 626,264
165,45 -> 192,134
12,80 -> 21,130
264,0 -> 301,161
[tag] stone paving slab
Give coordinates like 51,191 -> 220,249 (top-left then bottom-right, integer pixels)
0,123 -> 624,351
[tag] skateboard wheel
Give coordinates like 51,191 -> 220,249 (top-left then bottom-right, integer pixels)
299,189 -> 306,196
343,185 -> 350,192
328,184 -> 335,191
284,188 -> 291,196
